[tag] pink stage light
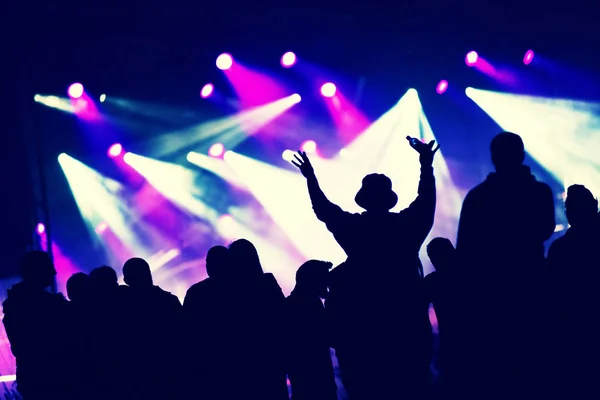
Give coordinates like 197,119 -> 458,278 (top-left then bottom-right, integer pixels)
68,83 -> 84,99
523,50 -> 534,65
465,51 -> 478,66
200,83 -> 214,98
320,82 -> 336,98
107,143 -> 123,158
36,223 -> 45,235
216,53 -> 233,70
436,80 -> 448,94
209,143 -> 225,158
281,51 -> 297,68
301,140 -> 317,154
95,222 -> 108,235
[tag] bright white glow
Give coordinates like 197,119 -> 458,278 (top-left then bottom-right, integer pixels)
291,93 -> 301,103
99,94 -> 106,103
58,153 -> 150,260
320,83 -> 337,98
149,93 -> 302,158
301,140 -> 317,154
187,151 -> 246,188
34,95 -> 77,114
124,152 -> 220,222
0,375 -> 16,383
282,150 -> 295,162
208,143 -> 225,157
216,53 -> 233,70
466,87 -> 600,196
200,84 -> 214,98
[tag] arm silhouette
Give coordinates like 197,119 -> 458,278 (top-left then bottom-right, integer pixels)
292,151 -> 345,223
403,138 -> 439,242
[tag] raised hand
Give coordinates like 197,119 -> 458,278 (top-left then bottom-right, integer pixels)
291,151 -> 315,179
406,136 -> 440,165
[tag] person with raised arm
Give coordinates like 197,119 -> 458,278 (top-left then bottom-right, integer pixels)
291,137 -> 439,400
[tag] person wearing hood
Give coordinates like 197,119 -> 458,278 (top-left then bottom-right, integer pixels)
2,251 -> 69,400
455,132 -> 555,399
291,137 -> 439,400
120,257 -> 182,400
547,185 -> 600,398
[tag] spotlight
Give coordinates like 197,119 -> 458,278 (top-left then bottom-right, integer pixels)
281,51 -> 297,68
209,143 -> 225,158
95,222 -> 108,235
99,94 -> 106,103
107,143 -> 123,158
291,93 -> 302,103
523,50 -> 534,65
67,83 -> 84,99
282,149 -> 295,162
123,152 -> 132,165
58,153 -> 67,163
216,53 -> 233,70
200,83 -> 214,98
36,223 -> 45,235
465,51 -> 478,66
436,80 -> 448,94
320,82 -> 336,98
301,140 -> 317,154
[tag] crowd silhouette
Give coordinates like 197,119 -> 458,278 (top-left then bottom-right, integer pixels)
3,132 -> 599,399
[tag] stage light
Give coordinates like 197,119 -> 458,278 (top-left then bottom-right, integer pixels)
436,80 -> 448,94
123,152 -> 132,165
208,143 -> 225,157
216,53 -> 233,70
99,94 -> 106,103
95,221 -> 108,235
68,83 -> 84,99
291,93 -> 301,103
36,223 -> 45,235
58,153 -> 67,162
281,51 -> 297,67
465,51 -> 478,66
523,50 -> 534,65
200,83 -> 214,98
282,150 -> 295,162
320,83 -> 337,98
107,143 -> 123,158
301,140 -> 317,154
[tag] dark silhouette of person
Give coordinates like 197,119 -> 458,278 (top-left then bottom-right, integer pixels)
223,239 -> 288,400
286,260 -> 337,400
424,238 -> 463,398
291,137 -> 439,400
183,245 -> 231,399
66,272 -> 90,303
547,185 -> 600,398
65,272 -> 93,399
2,251 -> 69,400
456,132 -> 555,399
87,266 -> 127,400
120,257 -> 182,400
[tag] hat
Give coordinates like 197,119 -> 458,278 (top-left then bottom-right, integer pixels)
354,173 -> 398,211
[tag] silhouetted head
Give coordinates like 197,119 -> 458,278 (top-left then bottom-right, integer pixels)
427,237 -> 456,272
295,260 -> 333,299
89,266 -> 118,292
565,184 -> 598,228
206,245 -> 229,279
67,272 -> 90,302
19,251 -> 56,289
490,132 -> 525,173
228,239 -> 263,277
355,173 -> 398,212
122,258 -> 153,288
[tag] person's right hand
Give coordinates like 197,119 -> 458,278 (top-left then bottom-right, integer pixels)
291,151 -> 315,178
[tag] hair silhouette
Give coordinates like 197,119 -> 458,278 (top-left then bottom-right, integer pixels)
66,272 -> 90,302
228,239 -> 263,277
123,257 -> 153,287
206,245 -> 229,279
490,132 -> 525,172
565,184 -> 598,228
